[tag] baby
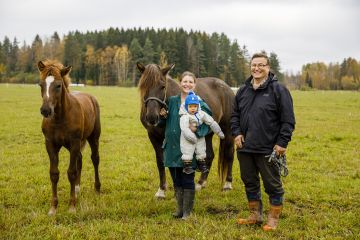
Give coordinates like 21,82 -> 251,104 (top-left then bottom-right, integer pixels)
179,91 -> 225,174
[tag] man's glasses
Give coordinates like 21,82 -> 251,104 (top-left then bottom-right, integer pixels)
251,63 -> 268,68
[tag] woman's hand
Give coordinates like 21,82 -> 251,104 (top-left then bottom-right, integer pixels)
159,108 -> 168,118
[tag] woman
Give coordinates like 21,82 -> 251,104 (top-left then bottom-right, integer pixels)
160,71 -> 211,220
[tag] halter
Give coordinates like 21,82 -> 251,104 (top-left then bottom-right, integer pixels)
143,76 -> 168,110
266,150 -> 288,177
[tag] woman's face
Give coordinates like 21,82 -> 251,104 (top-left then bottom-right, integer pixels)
180,75 -> 196,94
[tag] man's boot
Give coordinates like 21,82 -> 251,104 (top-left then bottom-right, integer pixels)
237,201 -> 263,225
196,159 -> 209,173
182,189 -> 195,220
263,205 -> 282,231
172,187 -> 183,218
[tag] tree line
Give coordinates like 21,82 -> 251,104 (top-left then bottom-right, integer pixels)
284,57 -> 360,90
0,27 -> 284,87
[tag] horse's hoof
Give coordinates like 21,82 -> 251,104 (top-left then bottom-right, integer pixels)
222,181 -> 233,191
48,207 -> 56,216
75,185 -> 80,197
68,206 -> 76,214
94,182 -> 101,193
195,183 -> 202,191
155,188 -> 166,199
195,180 -> 207,191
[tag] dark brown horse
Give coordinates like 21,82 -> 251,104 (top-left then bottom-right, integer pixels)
137,63 -> 235,198
37,60 -> 101,215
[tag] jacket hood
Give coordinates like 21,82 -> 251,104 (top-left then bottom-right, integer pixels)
179,103 -> 202,116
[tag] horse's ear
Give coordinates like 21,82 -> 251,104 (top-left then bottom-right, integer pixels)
38,61 -> 46,72
61,66 -> 72,77
161,63 -> 175,76
137,62 -> 145,73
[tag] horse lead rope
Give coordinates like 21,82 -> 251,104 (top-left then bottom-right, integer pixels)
266,150 -> 289,177
163,76 -> 168,105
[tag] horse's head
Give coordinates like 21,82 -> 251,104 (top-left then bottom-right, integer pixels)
137,62 -> 175,126
37,60 -> 72,118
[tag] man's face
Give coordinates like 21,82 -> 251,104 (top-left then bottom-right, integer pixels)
187,104 -> 198,115
251,57 -> 270,81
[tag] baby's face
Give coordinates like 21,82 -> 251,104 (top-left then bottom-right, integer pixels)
188,104 -> 198,115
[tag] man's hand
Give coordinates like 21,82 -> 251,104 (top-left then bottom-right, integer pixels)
274,144 -> 286,156
234,135 -> 245,149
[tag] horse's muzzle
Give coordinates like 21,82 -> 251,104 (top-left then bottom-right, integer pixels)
40,106 -> 52,118
146,115 -> 160,126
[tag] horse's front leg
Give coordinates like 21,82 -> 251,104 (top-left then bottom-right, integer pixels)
46,140 -> 61,216
68,140 -> 81,213
197,134 -> 214,191
149,133 -> 166,199
74,151 -> 82,197
155,147 -> 166,199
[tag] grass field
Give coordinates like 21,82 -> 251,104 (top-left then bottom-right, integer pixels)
0,84 -> 359,239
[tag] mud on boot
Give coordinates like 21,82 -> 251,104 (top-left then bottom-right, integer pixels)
263,204 -> 282,231
182,189 -> 195,220
172,187 -> 183,218
237,201 -> 263,225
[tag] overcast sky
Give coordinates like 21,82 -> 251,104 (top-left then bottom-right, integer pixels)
0,0 -> 359,73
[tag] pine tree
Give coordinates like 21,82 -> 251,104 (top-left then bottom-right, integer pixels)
269,52 -> 283,82
129,38 -> 143,85
142,38 -> 155,64
218,33 -> 231,84
63,33 -> 82,83
208,33 -> 220,77
31,35 -> 43,73
229,41 -> 242,87
8,38 -> 19,73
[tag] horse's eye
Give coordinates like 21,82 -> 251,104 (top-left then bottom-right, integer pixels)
56,84 -> 61,89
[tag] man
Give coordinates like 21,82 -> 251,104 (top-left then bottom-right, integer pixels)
231,53 -> 295,231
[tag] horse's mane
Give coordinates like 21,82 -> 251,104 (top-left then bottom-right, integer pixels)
138,64 -> 165,100
40,59 -> 71,88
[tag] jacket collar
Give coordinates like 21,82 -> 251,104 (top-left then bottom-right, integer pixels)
245,72 -> 278,90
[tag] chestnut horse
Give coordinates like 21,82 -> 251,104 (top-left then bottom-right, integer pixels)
38,60 -> 101,215
137,63 -> 235,198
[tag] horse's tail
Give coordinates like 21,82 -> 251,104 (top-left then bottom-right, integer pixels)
217,84 -> 235,183
217,134 -> 234,183
218,138 -> 227,182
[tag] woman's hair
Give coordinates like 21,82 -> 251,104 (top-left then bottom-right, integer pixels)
179,71 -> 197,83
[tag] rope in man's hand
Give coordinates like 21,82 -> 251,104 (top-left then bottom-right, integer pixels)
266,150 -> 289,177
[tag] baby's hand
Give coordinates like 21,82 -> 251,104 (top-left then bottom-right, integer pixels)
218,131 -> 225,139
189,125 -> 197,133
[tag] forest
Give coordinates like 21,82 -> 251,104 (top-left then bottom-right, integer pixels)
0,27 -> 359,90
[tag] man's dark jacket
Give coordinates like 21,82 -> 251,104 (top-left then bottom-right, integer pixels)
230,73 -> 295,154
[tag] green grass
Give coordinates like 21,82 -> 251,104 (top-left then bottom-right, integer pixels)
0,84 -> 359,239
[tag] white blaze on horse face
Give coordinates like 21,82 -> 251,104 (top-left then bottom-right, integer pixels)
45,76 -> 55,98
